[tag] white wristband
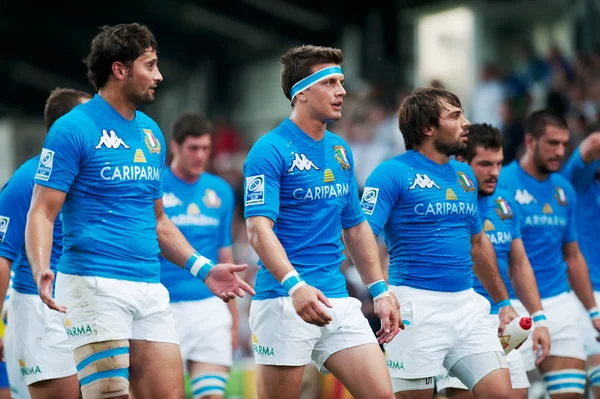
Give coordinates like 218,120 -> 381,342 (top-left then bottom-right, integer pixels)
589,306 -> 600,320
531,310 -> 548,328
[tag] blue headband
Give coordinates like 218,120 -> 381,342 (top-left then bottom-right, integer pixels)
289,66 -> 344,100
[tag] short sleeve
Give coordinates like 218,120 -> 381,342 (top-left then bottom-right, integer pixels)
243,139 -> 284,223
0,168 -> 34,260
361,162 -> 401,236
340,146 -> 366,229
34,117 -> 84,193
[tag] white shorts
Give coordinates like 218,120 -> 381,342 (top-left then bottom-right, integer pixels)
249,296 -> 376,374
384,286 -> 504,379
55,272 -> 178,350
577,291 -> 600,356
511,292 -> 586,370
4,291 -> 76,387
171,297 -> 233,369
435,315 -> 530,391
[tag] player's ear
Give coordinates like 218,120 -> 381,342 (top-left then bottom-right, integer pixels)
423,125 -> 434,139
524,132 -> 535,149
111,61 -> 129,81
456,155 -> 466,163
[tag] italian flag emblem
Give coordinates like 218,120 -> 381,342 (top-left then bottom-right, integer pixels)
143,129 -> 161,154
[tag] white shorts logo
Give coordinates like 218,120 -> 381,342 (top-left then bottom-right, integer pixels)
0,216 -> 10,243
35,148 -> 55,181
245,175 -> 265,206
360,187 -> 379,215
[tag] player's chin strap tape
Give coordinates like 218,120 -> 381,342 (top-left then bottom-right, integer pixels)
74,340 -> 130,399
543,369 -> 586,395
190,372 -> 229,398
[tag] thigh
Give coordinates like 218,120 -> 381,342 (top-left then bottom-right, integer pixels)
385,287 -> 458,379
249,298 -> 320,368
129,340 -> 185,399
506,350 -> 530,390
256,365 -> 304,399
56,273 -> 134,349
324,343 -> 393,399
25,303 -> 77,386
131,283 -> 178,344
445,312 -> 503,372
312,297 -> 377,373
450,352 -> 509,393
28,375 -> 80,399
173,299 -> 232,367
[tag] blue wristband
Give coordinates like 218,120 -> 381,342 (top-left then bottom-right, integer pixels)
184,252 -> 215,282
281,271 -> 306,296
589,307 -> 600,320
367,280 -> 389,300
496,299 -> 511,309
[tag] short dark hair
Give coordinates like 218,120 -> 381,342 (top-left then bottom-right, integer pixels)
280,45 -> 343,103
459,123 -> 503,163
43,88 -> 92,132
172,112 -> 213,145
398,88 -> 462,150
524,109 -> 568,139
84,23 -> 158,91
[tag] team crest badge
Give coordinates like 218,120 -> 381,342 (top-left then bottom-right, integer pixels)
203,189 -> 222,208
143,129 -> 161,154
495,197 -> 512,220
554,187 -> 568,206
333,145 -> 350,170
457,172 -> 475,192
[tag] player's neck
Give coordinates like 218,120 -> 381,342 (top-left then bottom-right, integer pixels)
170,161 -> 202,184
519,154 -> 549,181
417,142 -> 450,165
98,87 -> 137,121
290,109 -> 326,141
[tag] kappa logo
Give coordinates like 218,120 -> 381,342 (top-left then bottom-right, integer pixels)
95,130 -> 130,150
409,174 -> 441,190
288,153 -> 320,173
514,189 -> 537,205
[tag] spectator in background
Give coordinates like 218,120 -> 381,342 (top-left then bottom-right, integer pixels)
500,98 -> 525,165
472,63 -> 506,130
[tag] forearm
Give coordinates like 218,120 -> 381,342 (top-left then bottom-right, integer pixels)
509,261 -> 542,314
247,224 -> 294,282
567,254 -> 597,310
0,257 -> 12,312
342,221 -> 385,284
25,210 -> 55,280
227,299 -> 239,331
472,237 -> 509,303
156,214 -> 196,268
